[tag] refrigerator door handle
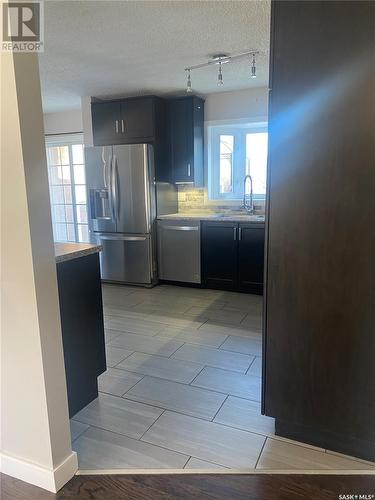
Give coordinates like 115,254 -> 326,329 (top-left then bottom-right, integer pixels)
102,147 -> 109,188
109,154 -> 117,222
111,155 -> 120,222
98,234 -> 147,242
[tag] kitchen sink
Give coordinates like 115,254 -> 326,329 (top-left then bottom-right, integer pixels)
209,213 -> 265,221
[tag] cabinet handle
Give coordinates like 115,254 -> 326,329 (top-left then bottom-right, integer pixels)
187,163 -> 191,177
121,119 -> 125,134
163,225 -> 199,231
233,227 -> 237,240
238,227 -> 242,240
115,120 -> 119,134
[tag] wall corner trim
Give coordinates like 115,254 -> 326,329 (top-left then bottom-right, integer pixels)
0,450 -> 78,493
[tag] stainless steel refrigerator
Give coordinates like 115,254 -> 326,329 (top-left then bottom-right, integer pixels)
85,144 -> 158,285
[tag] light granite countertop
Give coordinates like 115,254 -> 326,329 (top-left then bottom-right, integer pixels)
157,213 -> 266,223
55,242 -> 102,263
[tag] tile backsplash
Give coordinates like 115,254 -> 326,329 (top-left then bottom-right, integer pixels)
177,185 -> 265,214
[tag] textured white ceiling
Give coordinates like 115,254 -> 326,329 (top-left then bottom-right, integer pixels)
40,0 -> 271,112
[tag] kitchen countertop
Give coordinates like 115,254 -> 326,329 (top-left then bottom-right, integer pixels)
157,213 -> 266,223
55,242 -> 102,263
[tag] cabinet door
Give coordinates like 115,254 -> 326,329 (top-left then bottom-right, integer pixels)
202,222 -> 238,290
192,96 -> 204,187
169,98 -> 193,183
238,224 -> 265,294
92,101 -> 122,146
121,98 -> 154,141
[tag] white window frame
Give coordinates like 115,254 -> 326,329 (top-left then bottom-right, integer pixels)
45,133 -> 89,243
207,120 -> 268,201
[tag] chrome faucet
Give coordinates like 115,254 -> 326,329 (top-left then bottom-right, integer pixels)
243,175 -> 254,214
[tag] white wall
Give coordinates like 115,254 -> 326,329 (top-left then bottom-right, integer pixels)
43,109 -> 82,135
1,51 -> 77,492
204,86 -> 268,123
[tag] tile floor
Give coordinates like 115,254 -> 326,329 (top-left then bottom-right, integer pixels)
71,283 -> 374,471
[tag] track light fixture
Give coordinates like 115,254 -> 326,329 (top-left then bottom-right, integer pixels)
184,50 -> 259,92
186,69 -> 192,93
251,53 -> 257,79
217,60 -> 224,86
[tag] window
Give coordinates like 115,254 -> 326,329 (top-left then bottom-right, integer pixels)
45,135 -> 89,243
208,123 -> 268,200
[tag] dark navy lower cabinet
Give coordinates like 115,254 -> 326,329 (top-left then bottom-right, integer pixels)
238,224 -> 265,294
201,222 -> 238,290
202,221 -> 265,294
56,252 -> 106,418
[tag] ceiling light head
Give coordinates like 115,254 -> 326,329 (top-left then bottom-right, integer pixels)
251,53 -> 257,79
186,69 -> 193,93
217,61 -> 224,86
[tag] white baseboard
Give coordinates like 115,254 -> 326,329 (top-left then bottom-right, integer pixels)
0,450 -> 78,493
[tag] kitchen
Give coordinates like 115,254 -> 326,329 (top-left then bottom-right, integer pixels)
40,0 -> 375,472
40,1 -> 272,470
50,91 -> 270,470
2,0 -> 374,494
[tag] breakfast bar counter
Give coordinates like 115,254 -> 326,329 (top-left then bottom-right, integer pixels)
55,242 -> 106,417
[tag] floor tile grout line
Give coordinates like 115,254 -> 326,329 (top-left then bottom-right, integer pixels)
137,409 -> 167,441
70,424 -> 92,444
106,313 -> 207,333
183,455 -> 230,470
171,343 -> 258,361
181,455 -> 192,469
113,352 -> 204,372
73,420 -> 192,463
244,356 -> 257,375
111,370 -> 262,403
138,410 -> 274,469
109,329 -> 262,353
109,351 -> 135,369
210,394 -> 229,422
254,436 -> 268,469
167,340 -> 187,359
111,352 -> 260,380
245,355 -> 258,375
107,314 -> 262,338
120,374 -> 146,397
188,365 -> 208,386
120,372 -> 251,404
217,334 -> 230,349
122,393 -> 227,422
116,403 -> 270,439
74,389 -> 168,415
210,418 -> 275,439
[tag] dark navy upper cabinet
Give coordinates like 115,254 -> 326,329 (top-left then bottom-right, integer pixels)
168,96 -> 204,186
91,101 -> 122,146
92,96 -> 164,146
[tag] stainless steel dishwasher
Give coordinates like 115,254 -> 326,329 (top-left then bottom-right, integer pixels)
157,219 -> 201,283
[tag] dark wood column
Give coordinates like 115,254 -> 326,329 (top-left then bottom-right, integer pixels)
263,1 -> 375,461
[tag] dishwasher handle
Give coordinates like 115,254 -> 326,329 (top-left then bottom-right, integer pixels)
162,225 -> 199,231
